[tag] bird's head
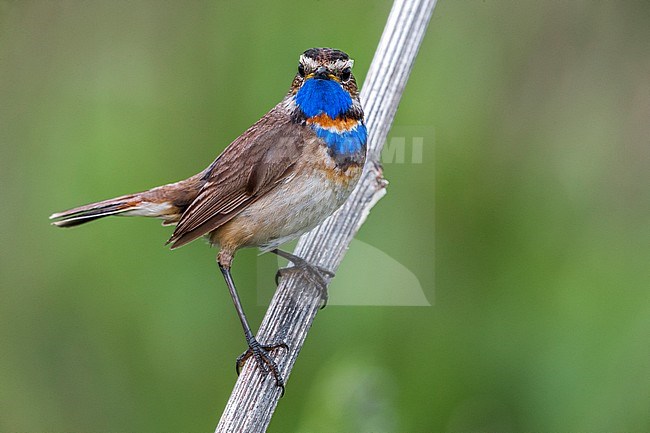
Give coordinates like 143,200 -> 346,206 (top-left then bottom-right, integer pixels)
289,48 -> 361,120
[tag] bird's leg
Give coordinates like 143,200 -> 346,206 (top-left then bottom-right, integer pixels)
218,256 -> 288,395
271,249 -> 335,308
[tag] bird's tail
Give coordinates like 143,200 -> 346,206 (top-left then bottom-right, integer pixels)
50,173 -> 205,228
50,193 -> 152,227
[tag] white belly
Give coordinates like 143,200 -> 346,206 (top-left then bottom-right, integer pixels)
233,170 -> 350,251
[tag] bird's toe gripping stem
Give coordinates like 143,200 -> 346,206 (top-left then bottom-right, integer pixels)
236,337 -> 289,396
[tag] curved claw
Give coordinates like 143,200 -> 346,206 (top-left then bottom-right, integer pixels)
272,249 -> 334,308
235,338 -> 289,397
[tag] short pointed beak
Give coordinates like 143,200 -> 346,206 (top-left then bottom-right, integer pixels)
313,66 -> 329,80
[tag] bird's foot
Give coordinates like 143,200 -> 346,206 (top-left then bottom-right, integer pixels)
236,337 -> 288,396
272,249 -> 334,308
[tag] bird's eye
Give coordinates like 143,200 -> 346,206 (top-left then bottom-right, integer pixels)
340,67 -> 351,81
298,63 -> 305,77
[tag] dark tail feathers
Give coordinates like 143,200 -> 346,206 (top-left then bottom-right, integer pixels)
50,194 -> 140,228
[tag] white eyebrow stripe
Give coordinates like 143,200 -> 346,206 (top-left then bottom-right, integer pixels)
299,55 -> 320,70
331,59 -> 354,70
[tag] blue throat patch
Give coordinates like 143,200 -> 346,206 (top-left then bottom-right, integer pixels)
295,78 -> 365,155
295,78 -> 352,118
313,124 -> 367,155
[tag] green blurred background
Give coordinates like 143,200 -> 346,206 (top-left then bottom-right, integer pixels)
1,1 -> 649,431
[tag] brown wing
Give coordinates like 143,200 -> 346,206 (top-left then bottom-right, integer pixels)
167,105 -> 306,249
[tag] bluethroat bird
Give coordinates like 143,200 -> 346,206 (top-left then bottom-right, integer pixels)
50,48 -> 367,392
